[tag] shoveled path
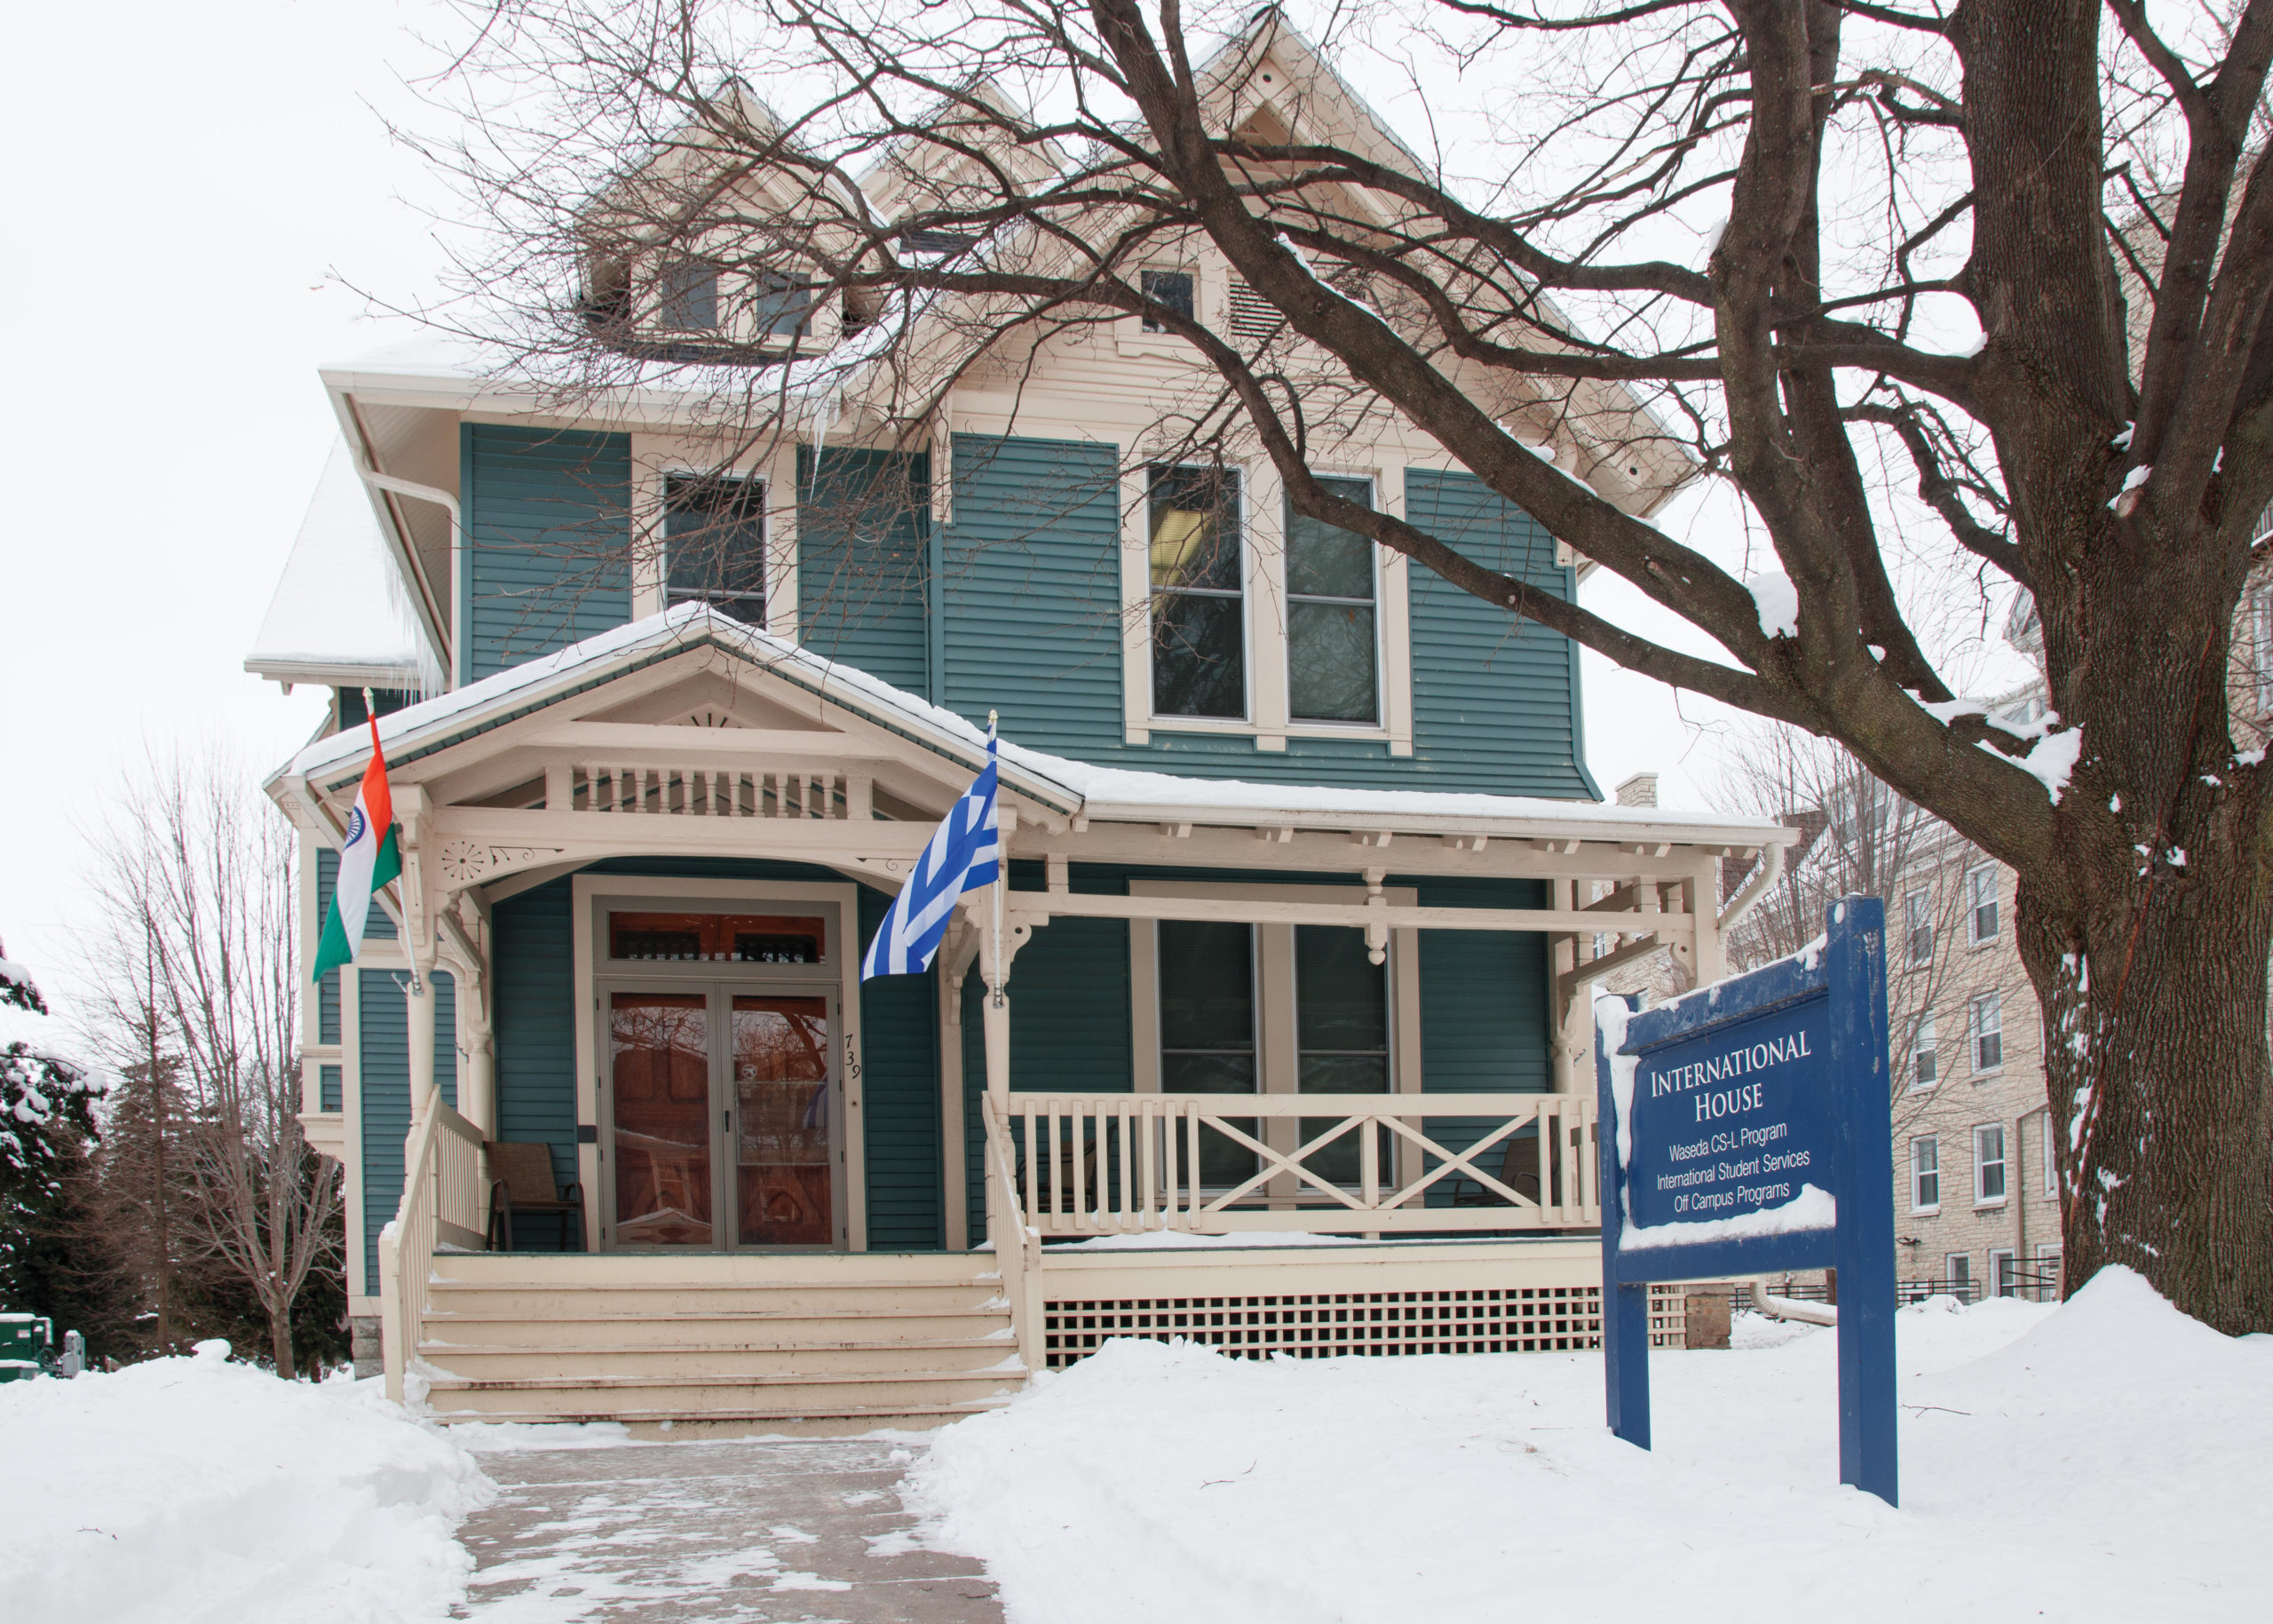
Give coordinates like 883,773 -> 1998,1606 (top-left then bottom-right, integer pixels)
452,1437 -> 1003,1623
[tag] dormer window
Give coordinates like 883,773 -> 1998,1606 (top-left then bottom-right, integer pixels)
660,261 -> 719,330
752,271 -> 817,338
664,475 -> 766,623
1141,269 -> 1196,332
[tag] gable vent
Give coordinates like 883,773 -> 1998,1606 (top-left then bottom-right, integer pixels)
1227,279 -> 1284,341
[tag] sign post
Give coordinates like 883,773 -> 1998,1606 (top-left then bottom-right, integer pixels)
1595,896 -> 1897,1506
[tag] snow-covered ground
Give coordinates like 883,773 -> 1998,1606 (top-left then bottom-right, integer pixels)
0,1342 -> 491,1624
912,1268 -> 2273,1622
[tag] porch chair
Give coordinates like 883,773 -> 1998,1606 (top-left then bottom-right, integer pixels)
485,1141 -> 587,1252
1448,1131 -> 1548,1208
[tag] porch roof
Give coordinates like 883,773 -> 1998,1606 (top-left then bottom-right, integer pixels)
273,603 -> 1789,852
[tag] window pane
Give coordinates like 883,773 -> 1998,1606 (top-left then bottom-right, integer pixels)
1149,467 -> 1241,590
1141,268 -> 1195,330
661,262 -> 718,330
1152,592 -> 1246,717
1288,600 -> 1377,722
1287,478 -> 1375,598
664,476 -> 767,618
1160,922 -> 1254,1050
753,272 -> 815,336
1295,925 -> 1386,1052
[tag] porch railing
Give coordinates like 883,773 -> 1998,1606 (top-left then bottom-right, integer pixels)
980,1097 -> 1046,1374
556,764 -> 859,820
376,1096 -> 488,1402
982,1091 -> 1599,1238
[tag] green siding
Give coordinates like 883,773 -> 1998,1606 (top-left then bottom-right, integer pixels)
462,424 -> 632,683
799,448 -> 931,697
937,436 -> 1597,796
492,880 -> 580,1196
356,969 -> 456,1295
1413,877 -> 1553,1203
856,886 -> 943,1249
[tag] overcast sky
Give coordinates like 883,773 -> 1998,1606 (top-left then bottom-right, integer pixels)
0,0 -> 1755,1020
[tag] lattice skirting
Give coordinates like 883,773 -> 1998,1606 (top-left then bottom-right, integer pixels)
1043,1285 -> 1688,1369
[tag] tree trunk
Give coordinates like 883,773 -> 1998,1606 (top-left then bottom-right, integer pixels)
2019,861 -> 2273,1335
269,1304 -> 297,1381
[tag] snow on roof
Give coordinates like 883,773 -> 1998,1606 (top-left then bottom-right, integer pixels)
245,443 -> 444,689
275,604 -> 1791,845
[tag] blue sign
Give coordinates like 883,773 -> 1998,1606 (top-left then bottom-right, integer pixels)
1595,897 -> 1898,1506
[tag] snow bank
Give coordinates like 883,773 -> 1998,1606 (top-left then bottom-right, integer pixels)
912,1267 -> 2272,1622
0,1343 -> 492,1624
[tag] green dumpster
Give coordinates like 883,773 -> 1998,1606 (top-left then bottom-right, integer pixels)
0,1312 -> 51,1381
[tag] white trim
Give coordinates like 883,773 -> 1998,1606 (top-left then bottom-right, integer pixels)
628,433 -> 783,626
570,874 -> 867,1252
1909,1134 -> 1940,1214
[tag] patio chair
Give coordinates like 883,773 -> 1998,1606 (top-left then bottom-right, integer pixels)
486,1141 -> 586,1251
1448,1133 -> 1548,1208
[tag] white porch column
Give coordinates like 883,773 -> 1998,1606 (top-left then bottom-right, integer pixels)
406,964 -> 438,1121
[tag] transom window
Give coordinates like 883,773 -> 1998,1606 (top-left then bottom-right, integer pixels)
1287,478 -> 1380,724
608,910 -> 826,964
1140,268 -> 1196,331
664,475 -> 767,622
1149,465 -> 1246,718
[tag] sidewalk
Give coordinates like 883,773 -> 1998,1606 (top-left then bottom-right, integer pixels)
454,1437 -> 1002,1622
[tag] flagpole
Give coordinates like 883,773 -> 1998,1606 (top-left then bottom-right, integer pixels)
988,709 -> 1003,1008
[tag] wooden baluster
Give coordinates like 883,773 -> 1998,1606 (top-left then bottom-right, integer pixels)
1046,1101 -> 1063,1224
1139,1099 -> 1157,1228
1117,1101 -> 1133,1231
1021,1100 -> 1038,1227
1069,1107 -> 1087,1230
1360,1105 -> 1380,1211
1186,1106 -> 1204,1224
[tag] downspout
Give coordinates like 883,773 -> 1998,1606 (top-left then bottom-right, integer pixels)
1716,837 -> 1789,935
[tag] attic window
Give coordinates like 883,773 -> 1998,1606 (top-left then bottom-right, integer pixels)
901,227 -> 978,258
1141,269 -> 1196,332
752,270 -> 818,337
660,262 -> 719,331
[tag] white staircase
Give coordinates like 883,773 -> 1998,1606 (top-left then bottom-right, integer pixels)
413,1251 -> 1027,1435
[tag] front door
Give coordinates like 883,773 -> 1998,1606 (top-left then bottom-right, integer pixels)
604,985 -> 842,1250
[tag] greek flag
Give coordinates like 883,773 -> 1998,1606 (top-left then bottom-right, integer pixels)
860,726 -> 1001,979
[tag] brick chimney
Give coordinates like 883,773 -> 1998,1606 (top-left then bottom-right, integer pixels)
1614,772 -> 1659,808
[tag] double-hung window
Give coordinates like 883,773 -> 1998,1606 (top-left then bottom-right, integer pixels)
1909,1012 -> 1937,1090
1158,920 -> 1257,1185
1945,1252 -> 1972,1294
1966,864 -> 2000,945
752,270 -> 817,338
663,476 -> 767,623
1286,478 -> 1381,724
1905,889 -> 1934,967
1149,466 -> 1246,718
1975,1123 -> 2008,1203
1911,1137 -> 1940,1210
1970,991 -> 2003,1073
660,261 -> 719,330
1140,268 -> 1196,332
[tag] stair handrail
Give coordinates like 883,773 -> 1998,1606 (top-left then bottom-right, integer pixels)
980,1092 -> 1044,1374
376,1093 -> 488,1403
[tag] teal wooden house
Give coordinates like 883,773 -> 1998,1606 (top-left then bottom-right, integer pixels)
249,21 -> 1792,1429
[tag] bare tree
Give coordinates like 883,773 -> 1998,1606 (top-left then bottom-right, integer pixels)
84,751 -> 340,1377
400,0 -> 2273,1327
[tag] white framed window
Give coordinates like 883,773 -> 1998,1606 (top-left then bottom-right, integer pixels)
662,474 -> 767,623
1966,863 -> 2000,945
1911,1137 -> 1940,1211
1147,464 -> 1247,720
750,269 -> 818,338
659,260 -> 719,330
1944,1252 -> 1971,1294
1970,991 -> 2003,1073
2043,1113 -> 2060,1196
1909,1012 -> 1937,1090
1990,1248 -> 2018,1297
1285,477 -> 1382,725
1905,888 -> 1934,967
1974,1123 -> 2008,1204
1139,267 -> 1197,332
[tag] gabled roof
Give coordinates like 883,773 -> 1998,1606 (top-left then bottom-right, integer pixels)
245,443 -> 443,691
273,603 -> 1788,847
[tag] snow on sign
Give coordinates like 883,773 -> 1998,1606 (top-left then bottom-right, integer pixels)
1595,897 -> 1898,1506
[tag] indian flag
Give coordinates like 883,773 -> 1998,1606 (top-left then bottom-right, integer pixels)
312,713 -> 402,983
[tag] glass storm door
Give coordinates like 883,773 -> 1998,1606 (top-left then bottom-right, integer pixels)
609,991 -> 716,1247
731,995 -> 835,1247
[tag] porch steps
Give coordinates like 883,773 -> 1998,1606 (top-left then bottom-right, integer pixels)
413,1251 -> 1028,1436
